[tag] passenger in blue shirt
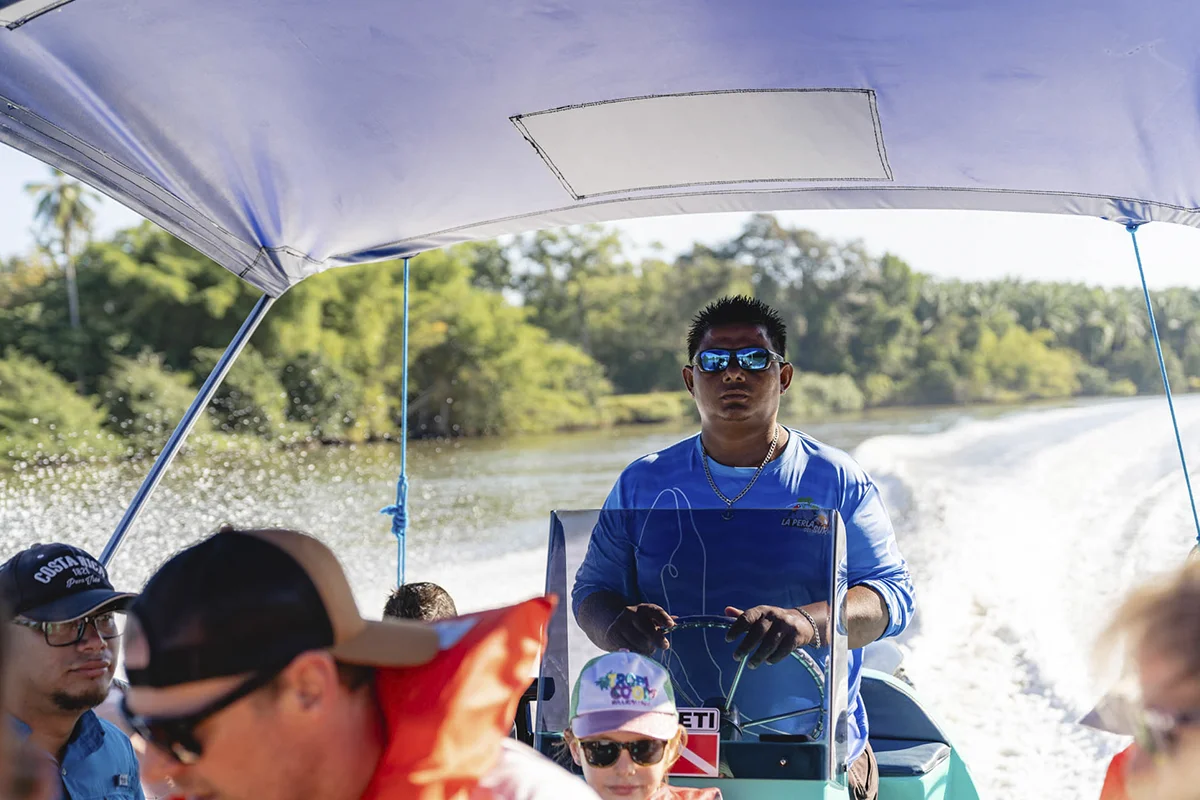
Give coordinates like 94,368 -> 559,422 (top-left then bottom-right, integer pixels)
1,543 -> 144,799
573,296 -> 915,800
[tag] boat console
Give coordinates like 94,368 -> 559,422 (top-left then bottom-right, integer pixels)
527,507 -> 979,800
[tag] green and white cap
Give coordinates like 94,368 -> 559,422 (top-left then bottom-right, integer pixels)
569,651 -> 679,739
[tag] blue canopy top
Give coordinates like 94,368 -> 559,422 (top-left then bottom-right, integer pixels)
2,1 -> 1198,295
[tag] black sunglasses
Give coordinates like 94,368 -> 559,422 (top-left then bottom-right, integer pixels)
12,611 -> 124,647
579,738 -> 668,768
692,347 -> 785,373
119,669 -> 280,764
1134,706 -> 1200,758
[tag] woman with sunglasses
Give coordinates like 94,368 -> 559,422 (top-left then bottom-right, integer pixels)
565,652 -> 720,800
1097,560 -> 1200,800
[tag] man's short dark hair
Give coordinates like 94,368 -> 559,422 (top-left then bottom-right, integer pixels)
383,582 -> 458,622
686,295 -> 787,361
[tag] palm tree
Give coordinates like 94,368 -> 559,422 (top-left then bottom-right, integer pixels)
24,168 -> 99,333
24,169 -> 99,387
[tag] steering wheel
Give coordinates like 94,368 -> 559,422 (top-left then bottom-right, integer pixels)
662,615 -> 826,740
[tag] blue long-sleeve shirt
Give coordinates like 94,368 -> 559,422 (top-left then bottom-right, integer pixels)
571,428 -> 915,765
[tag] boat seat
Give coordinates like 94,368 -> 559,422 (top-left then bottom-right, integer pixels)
870,738 -> 951,777
859,672 -> 949,745
860,672 -> 953,777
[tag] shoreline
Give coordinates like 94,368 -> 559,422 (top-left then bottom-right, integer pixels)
0,392 -> 1147,473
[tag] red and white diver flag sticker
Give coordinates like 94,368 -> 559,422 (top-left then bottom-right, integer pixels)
669,708 -> 720,777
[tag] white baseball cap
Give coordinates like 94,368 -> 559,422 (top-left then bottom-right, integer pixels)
569,651 -> 679,740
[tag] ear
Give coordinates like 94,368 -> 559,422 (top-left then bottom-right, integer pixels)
565,729 -> 584,766
682,365 -> 696,396
665,724 -> 688,769
277,651 -> 338,715
779,362 -> 793,394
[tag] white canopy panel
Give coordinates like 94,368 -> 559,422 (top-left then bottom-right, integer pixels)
2,1 -> 1198,294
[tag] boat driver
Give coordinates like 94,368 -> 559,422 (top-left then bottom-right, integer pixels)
572,296 -> 916,800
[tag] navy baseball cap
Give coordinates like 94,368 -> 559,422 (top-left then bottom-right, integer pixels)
0,543 -> 135,623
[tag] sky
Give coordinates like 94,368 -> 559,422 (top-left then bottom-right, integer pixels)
6,145 -> 1200,289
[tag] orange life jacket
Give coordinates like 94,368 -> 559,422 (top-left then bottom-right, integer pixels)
361,595 -> 555,800
1099,743 -> 1138,800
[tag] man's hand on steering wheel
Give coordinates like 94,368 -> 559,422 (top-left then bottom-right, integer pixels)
605,603 -> 675,654
724,605 -> 816,668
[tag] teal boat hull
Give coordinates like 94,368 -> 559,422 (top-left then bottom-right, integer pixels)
670,670 -> 980,800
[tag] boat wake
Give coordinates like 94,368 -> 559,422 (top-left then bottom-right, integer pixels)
854,396 -> 1200,800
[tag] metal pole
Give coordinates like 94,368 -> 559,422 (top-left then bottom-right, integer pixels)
100,293 -> 276,566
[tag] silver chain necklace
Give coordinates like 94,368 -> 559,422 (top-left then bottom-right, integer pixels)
700,425 -> 780,520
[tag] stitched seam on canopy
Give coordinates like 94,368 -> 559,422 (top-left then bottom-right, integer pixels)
0,123 -> 269,282
5,103 -> 359,289
515,87 -> 882,118
239,253 -> 265,281
243,249 -> 278,281
1,120 -> 275,290
333,184 -> 1200,262
0,98 -> 255,262
239,247 -> 325,283
510,88 -> 892,200
510,115 -> 580,199
570,173 -> 892,201
259,246 -> 326,265
3,0 -> 76,30
867,91 -> 893,181
580,173 -> 892,199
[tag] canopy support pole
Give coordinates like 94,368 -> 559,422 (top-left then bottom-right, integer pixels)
100,293 -> 276,567
1126,224 -> 1200,547
381,257 -> 411,587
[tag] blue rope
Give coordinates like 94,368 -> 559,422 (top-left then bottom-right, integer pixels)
1127,224 -> 1200,546
380,257 -> 412,586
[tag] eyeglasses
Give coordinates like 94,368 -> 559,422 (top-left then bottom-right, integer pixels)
119,669 -> 280,764
1133,706 -> 1200,758
579,738 -> 668,768
12,611 -> 124,647
692,347 -> 785,373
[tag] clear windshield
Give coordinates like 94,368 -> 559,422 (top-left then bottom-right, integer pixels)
536,508 -> 848,774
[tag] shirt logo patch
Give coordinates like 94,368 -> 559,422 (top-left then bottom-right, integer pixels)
781,506 -> 830,531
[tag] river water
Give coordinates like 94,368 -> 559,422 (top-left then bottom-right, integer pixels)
5,396 -> 1196,798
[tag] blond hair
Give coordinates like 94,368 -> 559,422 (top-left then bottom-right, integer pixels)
1098,560 -> 1200,685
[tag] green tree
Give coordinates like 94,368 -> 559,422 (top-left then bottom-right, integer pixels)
970,326 -> 1079,401
100,350 -> 207,453
513,226 -> 628,354
0,224 -> 259,394
194,345 -> 291,438
23,169 -> 100,385
0,348 -> 119,463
